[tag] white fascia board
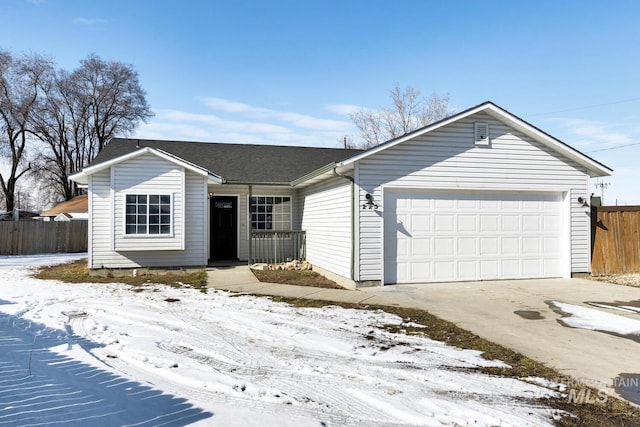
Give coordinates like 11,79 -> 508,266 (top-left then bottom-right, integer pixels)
336,101 -> 612,177
69,171 -> 88,185
290,162 -> 337,187
71,147 -> 224,184
481,105 -> 613,177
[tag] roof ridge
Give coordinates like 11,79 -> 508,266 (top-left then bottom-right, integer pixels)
112,137 -> 364,152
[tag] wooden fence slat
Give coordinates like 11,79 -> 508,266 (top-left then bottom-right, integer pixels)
0,221 -> 87,255
591,206 -> 640,275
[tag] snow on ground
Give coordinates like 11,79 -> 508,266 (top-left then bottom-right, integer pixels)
551,301 -> 640,339
0,254 -> 563,426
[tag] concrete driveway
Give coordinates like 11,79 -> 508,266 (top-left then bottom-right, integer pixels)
366,278 -> 640,404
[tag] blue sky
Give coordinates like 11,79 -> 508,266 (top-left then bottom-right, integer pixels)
2,0 -> 639,204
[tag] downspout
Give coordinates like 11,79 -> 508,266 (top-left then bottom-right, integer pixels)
248,184 -> 252,265
333,167 -> 355,282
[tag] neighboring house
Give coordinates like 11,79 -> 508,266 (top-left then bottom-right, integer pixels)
40,195 -> 89,221
0,209 -> 40,221
70,101 -> 612,287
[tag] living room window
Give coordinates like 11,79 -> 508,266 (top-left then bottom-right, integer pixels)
250,196 -> 291,230
125,194 -> 172,235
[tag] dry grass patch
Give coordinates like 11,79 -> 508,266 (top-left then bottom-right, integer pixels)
34,259 -> 208,290
252,269 -> 343,289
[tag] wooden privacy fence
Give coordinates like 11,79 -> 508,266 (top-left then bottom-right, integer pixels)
591,206 -> 640,275
0,221 -> 88,255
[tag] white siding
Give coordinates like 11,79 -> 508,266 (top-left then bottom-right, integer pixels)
89,153 -> 207,268
208,184 -> 297,261
113,154 -> 184,251
356,112 -> 591,282
300,176 -> 352,279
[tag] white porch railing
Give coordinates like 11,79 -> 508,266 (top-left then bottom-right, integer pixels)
249,230 -> 306,264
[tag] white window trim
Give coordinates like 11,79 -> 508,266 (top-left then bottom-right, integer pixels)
122,192 -> 174,237
247,195 -> 293,235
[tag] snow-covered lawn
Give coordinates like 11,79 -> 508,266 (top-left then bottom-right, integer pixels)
0,254 -> 563,426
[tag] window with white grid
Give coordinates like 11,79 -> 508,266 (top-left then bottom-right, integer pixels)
125,194 -> 172,235
249,196 -> 291,230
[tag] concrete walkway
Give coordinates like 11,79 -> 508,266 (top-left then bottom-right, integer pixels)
207,267 -> 640,404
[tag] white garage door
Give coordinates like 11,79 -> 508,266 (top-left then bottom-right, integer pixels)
383,190 -> 565,284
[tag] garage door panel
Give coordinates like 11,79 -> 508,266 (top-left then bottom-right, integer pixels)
544,216 -> 562,232
434,261 -> 454,281
480,260 -> 499,278
480,237 -> 499,255
410,238 -> 431,256
458,199 -> 476,209
544,237 -> 561,251
435,215 -> 454,231
435,199 -> 455,209
434,238 -> 454,255
523,259 -> 541,276
411,214 -> 431,232
501,215 -> 520,232
501,259 -> 520,276
502,237 -> 519,254
480,215 -> 499,232
384,190 -> 564,284
501,200 -> 519,209
412,262 -> 432,281
458,215 -> 476,232
458,238 -> 476,256
458,260 -> 477,280
522,237 -> 541,253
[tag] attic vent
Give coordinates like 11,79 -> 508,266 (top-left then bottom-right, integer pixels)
474,122 -> 490,146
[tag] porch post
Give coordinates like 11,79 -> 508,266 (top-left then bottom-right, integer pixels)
248,184 -> 252,265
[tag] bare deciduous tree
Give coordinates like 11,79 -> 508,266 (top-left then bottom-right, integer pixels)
72,54 -> 153,153
31,54 -> 153,202
350,84 -> 455,149
0,50 -> 54,211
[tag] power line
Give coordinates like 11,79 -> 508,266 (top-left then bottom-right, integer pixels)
585,141 -> 640,153
529,97 -> 640,117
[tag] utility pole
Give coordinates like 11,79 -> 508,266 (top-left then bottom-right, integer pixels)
594,181 -> 610,204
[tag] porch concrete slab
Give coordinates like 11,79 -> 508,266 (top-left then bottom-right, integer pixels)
206,266 -> 260,287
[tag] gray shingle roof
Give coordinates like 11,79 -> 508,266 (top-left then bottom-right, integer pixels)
92,138 -> 364,184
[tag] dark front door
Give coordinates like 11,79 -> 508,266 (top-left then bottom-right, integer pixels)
210,196 -> 238,261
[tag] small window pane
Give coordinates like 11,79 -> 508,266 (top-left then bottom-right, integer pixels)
137,195 -> 147,204
161,195 -> 170,204
250,195 -> 291,230
126,195 -> 136,204
149,195 -> 159,204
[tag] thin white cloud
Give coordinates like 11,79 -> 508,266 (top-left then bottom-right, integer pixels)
325,104 -> 362,116
550,117 -> 634,149
74,17 -> 107,25
133,107 -> 354,148
201,97 -> 352,132
160,109 -> 292,134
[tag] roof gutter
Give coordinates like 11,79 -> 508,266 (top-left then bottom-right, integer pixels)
333,167 -> 355,282
290,162 -> 337,187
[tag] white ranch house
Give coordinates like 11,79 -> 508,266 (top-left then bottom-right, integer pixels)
71,102 -> 611,287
